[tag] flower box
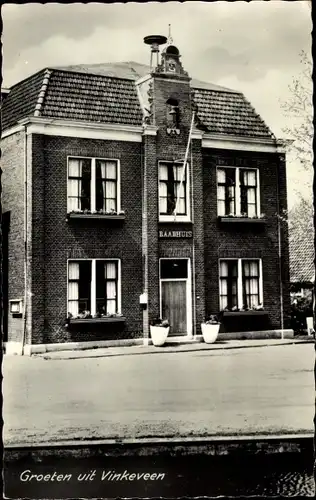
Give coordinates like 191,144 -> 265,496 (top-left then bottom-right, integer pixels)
70,316 -> 126,324
223,310 -> 267,317
67,212 -> 125,221
219,216 -> 266,224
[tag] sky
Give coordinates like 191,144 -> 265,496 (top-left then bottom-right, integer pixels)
1,1 -> 313,208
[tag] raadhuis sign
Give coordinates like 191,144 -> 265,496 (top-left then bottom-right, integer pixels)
158,229 -> 193,239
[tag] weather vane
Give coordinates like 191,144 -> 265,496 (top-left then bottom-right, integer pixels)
167,24 -> 173,45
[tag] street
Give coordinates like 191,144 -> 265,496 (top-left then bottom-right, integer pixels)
3,343 -> 314,446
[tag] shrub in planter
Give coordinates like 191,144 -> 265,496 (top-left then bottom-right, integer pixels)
201,315 -> 220,344
291,295 -> 313,335
150,318 -> 170,347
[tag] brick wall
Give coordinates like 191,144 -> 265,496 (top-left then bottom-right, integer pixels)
1,131 -> 25,343
203,148 -> 290,330
31,134 -> 143,343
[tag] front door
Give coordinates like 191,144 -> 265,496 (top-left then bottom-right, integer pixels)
160,259 -> 191,337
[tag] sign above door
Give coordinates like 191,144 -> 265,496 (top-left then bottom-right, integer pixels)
159,229 -> 193,239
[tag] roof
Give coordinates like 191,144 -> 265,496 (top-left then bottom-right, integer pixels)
1,61 -> 274,139
193,89 -> 273,138
41,69 -> 143,126
289,201 -> 315,283
1,69 -> 47,131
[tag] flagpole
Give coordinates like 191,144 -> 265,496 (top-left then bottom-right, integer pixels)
174,111 -> 195,220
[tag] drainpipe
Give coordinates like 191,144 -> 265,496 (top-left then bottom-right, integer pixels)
21,125 -> 28,354
190,144 -> 197,338
276,157 -> 284,339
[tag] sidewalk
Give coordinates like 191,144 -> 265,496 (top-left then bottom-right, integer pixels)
33,336 -> 314,360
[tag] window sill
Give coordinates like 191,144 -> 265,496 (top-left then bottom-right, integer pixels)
159,216 -> 191,223
222,310 -> 267,317
219,216 -> 266,224
67,213 -> 125,221
70,316 -> 126,324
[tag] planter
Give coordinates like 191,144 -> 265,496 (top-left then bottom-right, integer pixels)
150,326 -> 170,347
201,323 -> 220,344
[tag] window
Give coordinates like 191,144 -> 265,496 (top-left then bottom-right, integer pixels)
219,259 -> 263,311
159,161 -> 189,220
217,167 -> 259,217
67,157 -> 119,213
68,259 -> 120,318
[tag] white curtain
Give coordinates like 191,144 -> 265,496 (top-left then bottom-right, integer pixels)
106,162 -> 117,211
68,159 -> 82,211
105,262 -> 116,279
174,165 -> 185,182
99,161 -> 107,211
220,261 -> 229,277
244,261 -> 259,307
159,164 -> 168,214
217,169 -> 225,183
220,279 -> 228,296
219,261 -> 228,310
245,170 -> 256,186
243,170 -> 257,216
159,182 -> 168,213
106,161 -> 116,179
106,183 -> 116,211
68,262 -> 79,317
159,164 -> 168,180
175,183 -> 185,214
105,263 -> 117,313
247,188 -> 257,216
217,186 -> 225,216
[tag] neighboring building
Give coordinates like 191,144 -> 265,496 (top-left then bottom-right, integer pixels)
1,37 -> 291,354
289,199 -> 314,296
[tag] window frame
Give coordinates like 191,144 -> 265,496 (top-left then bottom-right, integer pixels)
216,166 -> 261,217
67,156 -> 121,214
158,160 -> 191,222
67,258 -> 122,318
218,258 -> 263,311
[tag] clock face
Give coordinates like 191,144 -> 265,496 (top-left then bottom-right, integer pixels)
167,60 -> 176,72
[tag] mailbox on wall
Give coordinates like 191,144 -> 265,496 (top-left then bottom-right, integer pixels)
9,299 -> 23,316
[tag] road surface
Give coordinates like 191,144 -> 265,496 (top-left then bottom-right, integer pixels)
3,343 -> 314,445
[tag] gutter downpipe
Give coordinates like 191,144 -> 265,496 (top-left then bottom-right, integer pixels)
190,143 -> 197,338
21,125 -> 28,354
276,156 -> 284,339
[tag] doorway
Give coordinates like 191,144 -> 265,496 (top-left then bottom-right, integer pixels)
160,258 -> 192,337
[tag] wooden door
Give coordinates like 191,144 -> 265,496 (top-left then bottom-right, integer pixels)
161,281 -> 187,336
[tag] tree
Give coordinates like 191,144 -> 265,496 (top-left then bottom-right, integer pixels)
281,51 -> 314,329
281,50 -> 313,173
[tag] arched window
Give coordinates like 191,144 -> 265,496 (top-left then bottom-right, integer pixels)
166,97 -> 180,130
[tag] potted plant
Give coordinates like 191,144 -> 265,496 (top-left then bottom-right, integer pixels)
201,315 -> 220,344
150,318 -> 170,347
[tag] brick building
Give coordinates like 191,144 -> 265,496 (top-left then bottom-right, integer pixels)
1,38 -> 292,354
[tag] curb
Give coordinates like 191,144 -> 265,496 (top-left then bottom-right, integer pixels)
38,338 -> 314,361
5,432 -> 314,450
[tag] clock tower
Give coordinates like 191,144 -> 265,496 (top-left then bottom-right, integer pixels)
157,44 -> 190,79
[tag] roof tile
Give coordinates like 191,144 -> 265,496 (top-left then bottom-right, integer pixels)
2,63 -> 274,138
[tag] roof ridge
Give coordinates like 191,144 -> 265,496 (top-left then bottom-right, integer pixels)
49,66 -> 138,84
34,69 -> 53,117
